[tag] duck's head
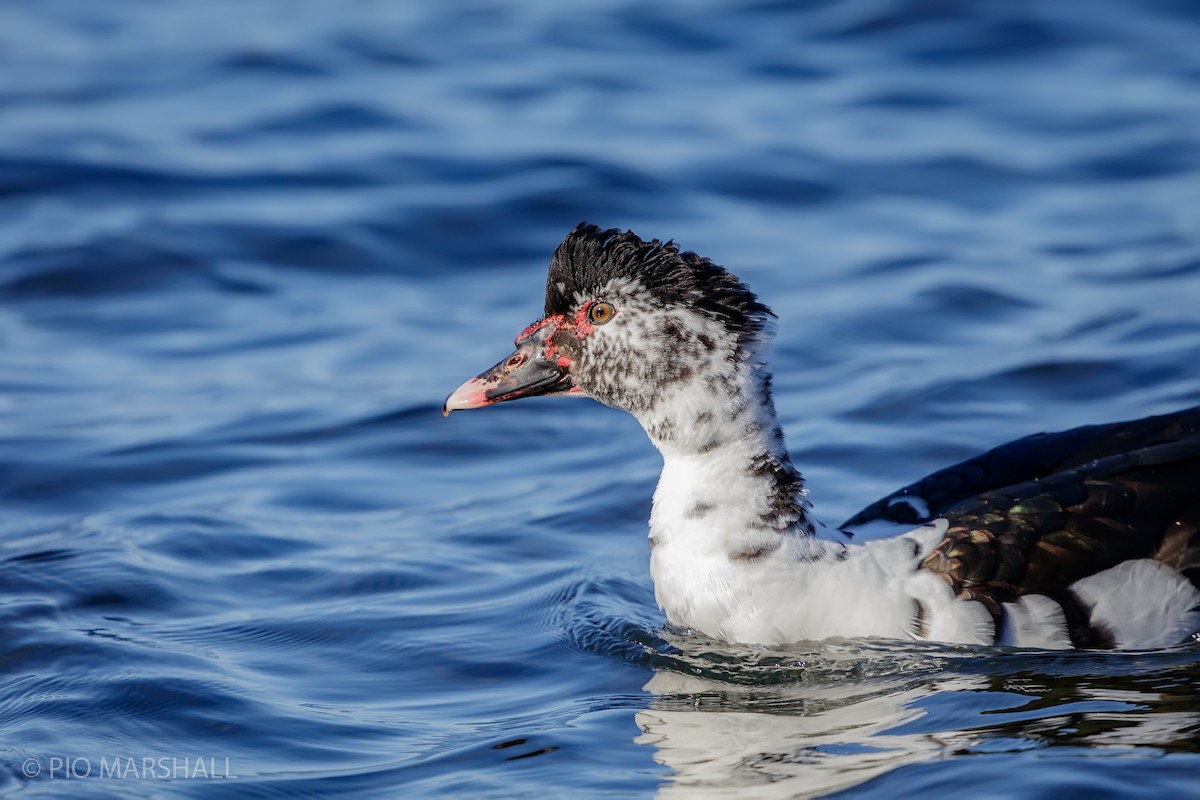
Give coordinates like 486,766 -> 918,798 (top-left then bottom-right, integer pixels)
443,223 -> 776,450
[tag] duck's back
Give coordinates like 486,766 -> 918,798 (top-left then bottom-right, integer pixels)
847,407 -> 1200,648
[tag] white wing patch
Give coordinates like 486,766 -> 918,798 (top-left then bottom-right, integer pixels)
905,568 -> 994,645
1072,559 -> 1200,649
887,494 -> 930,520
997,595 -> 1073,650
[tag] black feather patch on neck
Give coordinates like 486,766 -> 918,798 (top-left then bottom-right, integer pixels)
545,223 -> 775,344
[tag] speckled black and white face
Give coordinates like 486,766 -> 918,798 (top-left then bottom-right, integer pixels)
444,223 -> 779,453
536,224 -> 779,451
543,275 -> 732,414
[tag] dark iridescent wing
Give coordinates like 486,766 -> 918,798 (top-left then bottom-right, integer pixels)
842,406 -> 1200,528
919,436 -> 1200,645
843,406 -> 1200,647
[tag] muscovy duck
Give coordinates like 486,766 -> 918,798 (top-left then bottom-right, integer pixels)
444,223 -> 1200,650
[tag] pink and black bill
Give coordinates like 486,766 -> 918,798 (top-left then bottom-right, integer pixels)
442,317 -> 574,416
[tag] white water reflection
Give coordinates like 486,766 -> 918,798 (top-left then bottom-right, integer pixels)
637,671 -> 956,798
637,657 -> 1200,798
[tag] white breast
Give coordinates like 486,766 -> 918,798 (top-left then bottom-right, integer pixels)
648,448 -> 959,644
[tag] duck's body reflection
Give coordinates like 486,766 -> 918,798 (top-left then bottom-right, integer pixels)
637,671 -> 949,798
635,647 -> 1200,798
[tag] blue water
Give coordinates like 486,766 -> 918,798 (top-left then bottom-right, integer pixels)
3,1 -> 1200,797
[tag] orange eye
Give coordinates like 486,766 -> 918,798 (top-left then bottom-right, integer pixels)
588,301 -> 615,325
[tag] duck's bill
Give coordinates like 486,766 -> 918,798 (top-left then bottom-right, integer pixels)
443,344 -> 573,416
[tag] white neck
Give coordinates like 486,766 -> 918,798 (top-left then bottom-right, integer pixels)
646,399 -> 817,554
635,355 -> 855,637
638,347 -> 817,533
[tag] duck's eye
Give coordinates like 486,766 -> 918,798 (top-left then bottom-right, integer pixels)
588,301 -> 615,325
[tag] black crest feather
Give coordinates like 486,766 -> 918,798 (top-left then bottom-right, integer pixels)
545,223 -> 774,343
